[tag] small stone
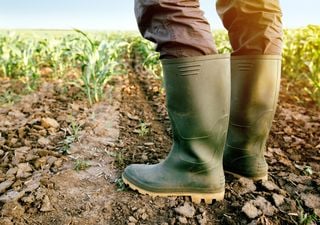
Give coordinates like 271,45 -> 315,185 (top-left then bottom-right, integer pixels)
0,190 -> 26,203
272,194 -> 285,207
174,202 -> 196,218
141,154 -> 148,161
40,195 -> 54,212
141,213 -> 148,220
242,202 -> 261,219
0,180 -> 15,194
261,180 -> 279,191
178,217 -> 188,224
41,117 -> 59,129
38,137 -> 50,146
144,142 -> 154,146
128,216 -> 137,223
0,149 -> 4,156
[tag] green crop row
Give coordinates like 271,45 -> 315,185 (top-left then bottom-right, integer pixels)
0,26 -> 319,105
133,26 -> 320,105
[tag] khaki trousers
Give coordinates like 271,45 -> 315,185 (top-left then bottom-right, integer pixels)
134,0 -> 283,58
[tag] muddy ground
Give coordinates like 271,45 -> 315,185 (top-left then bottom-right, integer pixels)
0,65 -> 319,225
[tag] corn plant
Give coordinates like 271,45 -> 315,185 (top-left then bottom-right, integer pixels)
73,29 -> 125,105
0,33 -> 23,78
21,40 -> 40,91
282,25 -> 320,105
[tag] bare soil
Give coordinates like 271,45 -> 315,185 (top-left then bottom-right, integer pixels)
0,65 -> 319,225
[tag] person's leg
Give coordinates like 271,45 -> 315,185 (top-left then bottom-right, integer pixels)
216,0 -> 282,56
123,0 -> 231,203
135,0 -> 217,58
216,0 -> 283,180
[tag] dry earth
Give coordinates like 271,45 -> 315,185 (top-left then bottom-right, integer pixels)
0,66 -> 319,225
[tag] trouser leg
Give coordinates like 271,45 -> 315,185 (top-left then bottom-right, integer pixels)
216,0 -> 283,55
134,0 -> 217,58
216,0 -> 283,180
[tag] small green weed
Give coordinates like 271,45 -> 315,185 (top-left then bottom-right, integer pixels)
138,122 -> 149,137
114,178 -> 127,191
58,119 -> 82,154
0,90 -> 20,105
74,159 -> 90,171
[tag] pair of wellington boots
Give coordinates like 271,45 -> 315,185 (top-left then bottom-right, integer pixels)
122,54 -> 281,204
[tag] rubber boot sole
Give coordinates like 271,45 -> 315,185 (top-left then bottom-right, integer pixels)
224,170 -> 268,181
122,175 -> 225,204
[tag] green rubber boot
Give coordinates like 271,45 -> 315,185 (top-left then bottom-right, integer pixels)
223,55 -> 281,181
122,54 -> 230,204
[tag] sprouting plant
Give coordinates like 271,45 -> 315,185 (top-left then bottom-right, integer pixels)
105,149 -> 125,168
0,90 -> 20,105
298,212 -> 319,225
58,119 -> 82,154
74,159 -> 90,171
138,122 -> 149,137
114,178 -> 127,191
296,199 -> 320,225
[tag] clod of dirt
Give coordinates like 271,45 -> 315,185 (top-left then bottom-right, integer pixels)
174,202 -> 196,218
242,196 -> 277,219
40,195 -> 54,212
196,213 -> 208,225
128,216 -> 138,223
23,179 -> 40,193
253,196 -> 277,216
21,194 -> 35,204
13,146 -> 30,164
0,217 -> 14,225
16,163 -> 33,178
1,201 -> 25,219
6,168 -> 18,177
177,216 -> 188,224
261,180 -> 280,191
242,202 -> 261,219
0,179 -> 14,194
0,190 -> 25,203
233,177 -> 256,195
272,193 -> 285,207
41,117 -> 60,129
38,137 -> 50,146
34,157 -> 48,169
301,193 -> 320,211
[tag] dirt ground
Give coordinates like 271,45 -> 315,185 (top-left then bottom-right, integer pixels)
0,65 -> 319,225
